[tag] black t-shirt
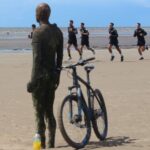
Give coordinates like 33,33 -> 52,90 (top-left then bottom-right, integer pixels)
68,26 -> 77,40
134,28 -> 147,41
80,27 -> 89,40
109,28 -> 118,41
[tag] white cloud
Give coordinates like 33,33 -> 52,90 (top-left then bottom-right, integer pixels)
134,0 -> 150,8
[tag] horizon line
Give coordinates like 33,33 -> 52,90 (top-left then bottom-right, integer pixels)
1,26 -> 150,28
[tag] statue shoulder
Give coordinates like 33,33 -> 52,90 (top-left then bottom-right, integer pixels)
52,23 -> 63,37
52,23 -> 57,27
32,27 -> 43,43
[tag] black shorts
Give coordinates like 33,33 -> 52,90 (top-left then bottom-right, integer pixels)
68,38 -> 78,47
109,40 -> 119,47
81,39 -> 89,47
137,40 -> 145,46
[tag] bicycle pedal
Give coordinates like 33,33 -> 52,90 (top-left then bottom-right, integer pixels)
94,109 -> 103,119
72,114 -> 82,123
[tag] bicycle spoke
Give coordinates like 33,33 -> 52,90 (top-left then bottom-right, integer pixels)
58,96 -> 91,149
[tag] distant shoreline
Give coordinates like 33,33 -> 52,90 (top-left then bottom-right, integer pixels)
0,27 -> 150,52
0,36 -> 149,51
1,26 -> 150,28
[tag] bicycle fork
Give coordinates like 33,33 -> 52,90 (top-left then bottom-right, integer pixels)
68,86 -> 85,124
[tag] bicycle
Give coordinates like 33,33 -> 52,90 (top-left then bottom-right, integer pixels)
58,57 -> 108,149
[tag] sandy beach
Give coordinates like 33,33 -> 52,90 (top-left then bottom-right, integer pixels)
0,49 -> 150,150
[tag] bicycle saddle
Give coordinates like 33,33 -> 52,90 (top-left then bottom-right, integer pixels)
84,65 -> 95,71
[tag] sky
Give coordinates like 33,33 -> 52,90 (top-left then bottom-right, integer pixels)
0,0 -> 150,27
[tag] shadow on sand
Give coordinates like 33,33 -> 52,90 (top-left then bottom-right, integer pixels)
57,136 -> 137,149
83,136 -> 137,150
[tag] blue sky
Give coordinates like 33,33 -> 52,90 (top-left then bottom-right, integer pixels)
0,0 -> 150,27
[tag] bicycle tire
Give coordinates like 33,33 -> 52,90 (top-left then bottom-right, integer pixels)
57,94 -> 91,149
92,89 -> 108,140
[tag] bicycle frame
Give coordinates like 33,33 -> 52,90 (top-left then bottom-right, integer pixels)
68,66 -> 96,121
59,57 -> 108,149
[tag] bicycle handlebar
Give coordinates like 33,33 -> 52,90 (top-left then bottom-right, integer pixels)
62,57 -> 95,69
82,57 -> 95,63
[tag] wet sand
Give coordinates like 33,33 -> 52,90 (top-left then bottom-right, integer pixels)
0,35 -> 150,51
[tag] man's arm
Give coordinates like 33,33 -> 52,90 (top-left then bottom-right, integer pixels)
68,27 -> 72,32
114,30 -> 118,37
133,30 -> 137,37
80,29 -> 83,35
143,29 -> 147,36
74,28 -> 78,34
82,30 -> 89,35
110,29 -> 118,37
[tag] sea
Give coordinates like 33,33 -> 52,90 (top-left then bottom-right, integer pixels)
0,27 -> 150,52
2,27 -> 150,39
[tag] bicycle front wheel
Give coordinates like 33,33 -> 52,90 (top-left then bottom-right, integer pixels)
92,89 -> 108,140
58,95 -> 91,149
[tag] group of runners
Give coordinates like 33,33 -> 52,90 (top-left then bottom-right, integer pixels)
67,21 -> 148,61
67,20 -> 95,60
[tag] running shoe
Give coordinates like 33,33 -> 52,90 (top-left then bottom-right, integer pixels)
111,56 -> 115,61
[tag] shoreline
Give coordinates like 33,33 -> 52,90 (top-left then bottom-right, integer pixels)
0,35 -> 149,51
0,47 -> 140,54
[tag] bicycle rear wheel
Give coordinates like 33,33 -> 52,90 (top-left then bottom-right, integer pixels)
92,89 -> 108,140
58,95 -> 91,149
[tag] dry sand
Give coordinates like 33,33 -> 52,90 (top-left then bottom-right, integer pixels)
0,49 -> 150,150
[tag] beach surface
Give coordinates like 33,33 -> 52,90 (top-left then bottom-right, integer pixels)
0,49 -> 150,150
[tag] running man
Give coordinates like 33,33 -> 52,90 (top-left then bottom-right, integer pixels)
80,23 -> 95,54
108,23 -> 124,62
134,23 -> 148,60
67,20 -> 82,60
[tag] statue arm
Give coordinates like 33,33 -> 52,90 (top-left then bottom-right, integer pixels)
56,30 -> 63,70
31,31 -> 43,83
54,29 -> 63,89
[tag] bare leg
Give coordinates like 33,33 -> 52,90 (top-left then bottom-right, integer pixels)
138,46 -> 144,60
116,46 -> 124,62
80,45 -> 84,55
141,46 -> 145,52
74,45 -> 82,59
108,44 -> 113,54
138,46 -> 142,55
86,46 -> 95,54
108,44 -> 115,61
115,46 -> 122,55
67,44 -> 72,59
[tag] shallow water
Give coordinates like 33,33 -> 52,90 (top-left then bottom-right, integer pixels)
1,27 -> 150,40
0,27 -> 150,52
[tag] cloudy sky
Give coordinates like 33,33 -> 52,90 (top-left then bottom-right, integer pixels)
0,0 -> 150,27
